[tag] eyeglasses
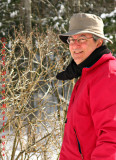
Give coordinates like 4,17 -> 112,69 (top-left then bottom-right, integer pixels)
67,36 -> 93,44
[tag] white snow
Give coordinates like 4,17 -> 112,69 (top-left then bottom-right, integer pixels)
101,8 -> 116,18
10,11 -> 18,18
7,0 -> 11,4
8,40 -> 12,48
59,4 -> 65,14
0,22 -> 2,27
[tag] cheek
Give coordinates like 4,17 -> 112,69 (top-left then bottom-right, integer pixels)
88,45 -> 97,53
84,43 -> 97,53
69,46 -> 73,55
69,44 -> 83,51
69,45 -> 74,50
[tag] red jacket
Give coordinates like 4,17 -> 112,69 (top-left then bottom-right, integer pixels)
59,53 -> 116,160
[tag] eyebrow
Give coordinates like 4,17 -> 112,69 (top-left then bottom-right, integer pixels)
80,34 -> 87,37
69,35 -> 87,38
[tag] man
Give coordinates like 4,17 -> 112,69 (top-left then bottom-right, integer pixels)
56,13 -> 116,160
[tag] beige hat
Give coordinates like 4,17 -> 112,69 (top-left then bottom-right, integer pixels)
59,13 -> 113,44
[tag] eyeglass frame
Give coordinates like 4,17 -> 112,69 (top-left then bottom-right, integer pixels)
67,36 -> 93,44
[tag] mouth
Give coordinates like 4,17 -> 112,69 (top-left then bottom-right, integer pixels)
73,51 -> 83,54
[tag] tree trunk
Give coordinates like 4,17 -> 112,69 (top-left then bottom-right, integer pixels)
73,0 -> 81,13
19,0 -> 24,24
24,0 -> 31,36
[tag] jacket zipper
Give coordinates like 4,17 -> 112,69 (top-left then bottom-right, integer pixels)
74,129 -> 83,159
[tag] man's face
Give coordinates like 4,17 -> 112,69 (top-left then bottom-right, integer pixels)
69,33 -> 102,65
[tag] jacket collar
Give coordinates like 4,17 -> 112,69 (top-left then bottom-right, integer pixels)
82,52 -> 115,73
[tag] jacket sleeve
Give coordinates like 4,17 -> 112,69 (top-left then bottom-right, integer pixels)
90,73 -> 116,160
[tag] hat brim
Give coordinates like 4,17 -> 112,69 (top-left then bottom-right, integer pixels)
59,30 -> 113,44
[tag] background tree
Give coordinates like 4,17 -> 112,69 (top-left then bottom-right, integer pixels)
73,0 -> 81,13
0,0 -> 115,52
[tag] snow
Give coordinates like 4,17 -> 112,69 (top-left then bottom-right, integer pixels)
59,4 -> 65,14
10,11 -> 18,18
8,41 -> 12,49
0,22 -> 2,27
53,16 -> 58,21
54,22 -> 60,28
0,109 -> 63,160
101,8 -> 116,18
2,31 -> 5,35
7,0 -> 11,4
0,125 -> 61,159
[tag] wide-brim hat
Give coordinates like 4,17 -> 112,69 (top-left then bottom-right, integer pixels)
59,13 -> 113,44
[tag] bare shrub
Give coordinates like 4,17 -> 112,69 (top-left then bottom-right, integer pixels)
0,28 -> 75,160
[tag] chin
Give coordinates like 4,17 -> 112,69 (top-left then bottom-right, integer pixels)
74,60 -> 82,65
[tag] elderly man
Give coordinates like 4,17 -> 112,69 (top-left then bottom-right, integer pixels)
56,13 -> 116,160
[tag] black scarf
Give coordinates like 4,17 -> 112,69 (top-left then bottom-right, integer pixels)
56,45 -> 110,80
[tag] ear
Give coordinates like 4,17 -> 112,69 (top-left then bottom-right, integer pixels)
96,39 -> 103,48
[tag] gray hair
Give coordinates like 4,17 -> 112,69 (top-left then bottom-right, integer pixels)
93,35 -> 106,46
